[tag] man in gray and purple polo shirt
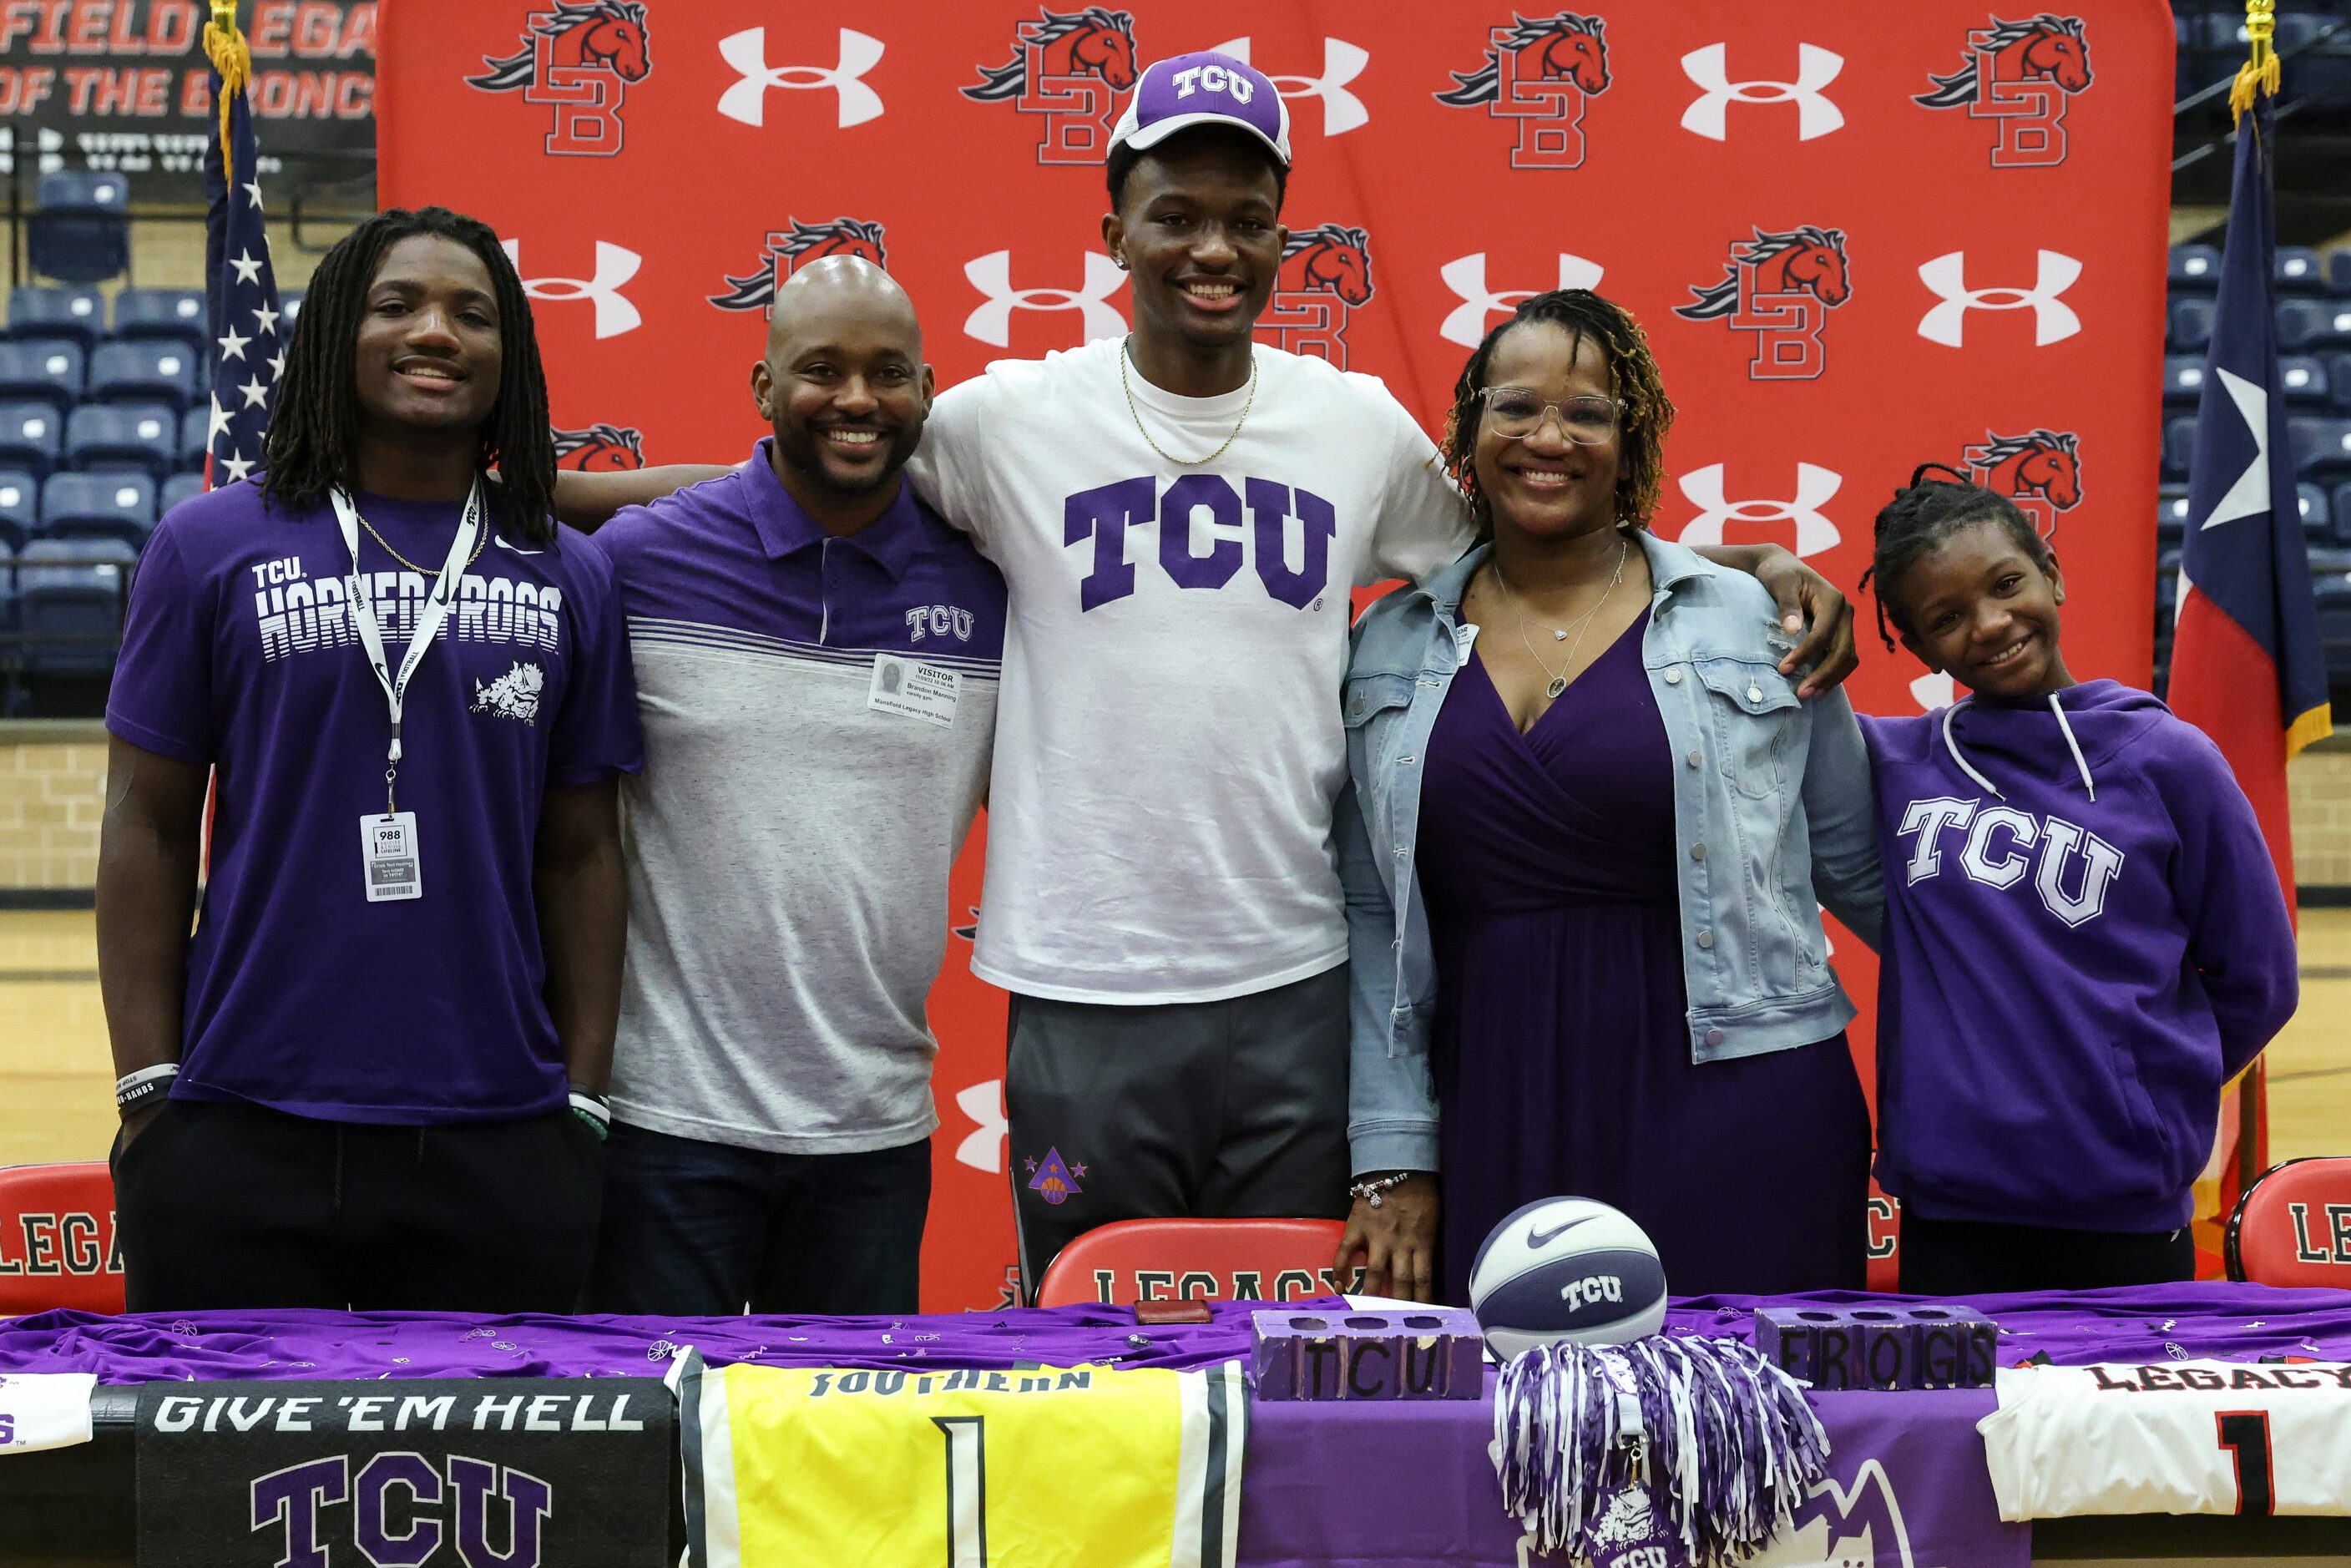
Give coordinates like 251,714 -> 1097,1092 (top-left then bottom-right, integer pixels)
582,258 -> 1005,1314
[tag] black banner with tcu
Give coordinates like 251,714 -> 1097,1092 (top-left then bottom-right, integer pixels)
134,1378 -> 671,1567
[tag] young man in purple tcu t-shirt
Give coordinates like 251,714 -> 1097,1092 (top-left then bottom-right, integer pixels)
96,208 -> 641,1312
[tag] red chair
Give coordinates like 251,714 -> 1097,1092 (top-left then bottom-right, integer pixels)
2225,1157 -> 2351,1287
0,1161 -> 126,1316
1034,1217 -> 1352,1308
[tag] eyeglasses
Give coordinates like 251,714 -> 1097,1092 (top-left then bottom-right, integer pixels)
1477,387 -> 1620,444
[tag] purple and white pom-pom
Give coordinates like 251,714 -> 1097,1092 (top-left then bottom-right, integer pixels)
1491,1335 -> 1829,1565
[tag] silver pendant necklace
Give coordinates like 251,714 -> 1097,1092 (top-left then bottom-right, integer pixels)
1494,539 -> 1629,701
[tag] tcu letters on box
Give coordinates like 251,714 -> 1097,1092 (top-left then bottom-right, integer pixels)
1251,1308 -> 1484,1401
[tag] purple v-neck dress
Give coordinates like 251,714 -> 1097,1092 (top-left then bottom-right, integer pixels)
1418,611 -> 1870,1306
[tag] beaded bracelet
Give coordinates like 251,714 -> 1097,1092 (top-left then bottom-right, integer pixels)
1347,1171 -> 1420,1209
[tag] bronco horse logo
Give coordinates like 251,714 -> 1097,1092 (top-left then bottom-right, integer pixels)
1261,224 -> 1374,368
552,423 -> 645,472
468,0 -> 651,158
1965,428 -> 2082,541
963,7 -> 1139,166
709,218 -> 890,315
1437,13 -> 1610,170
1676,225 -> 1850,381
1916,14 -> 2091,169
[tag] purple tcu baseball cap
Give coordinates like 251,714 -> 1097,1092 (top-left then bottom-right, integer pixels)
1109,51 -> 1292,168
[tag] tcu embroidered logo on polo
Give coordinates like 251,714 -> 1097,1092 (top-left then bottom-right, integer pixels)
1261,224 -> 1374,367
1917,14 -> 2093,168
1215,36 -> 1370,135
963,7 -> 1139,165
1674,462 -> 1843,559
1916,250 -> 2081,347
500,238 -> 641,340
1678,42 -> 1845,141
1898,797 -> 2123,927
1675,225 -> 1850,380
903,604 -> 978,644
467,1 -> 651,158
710,217 -> 888,316
715,27 -> 885,129
1438,13 -> 1610,170
1439,252 -> 1606,348
963,251 -> 1128,348
1063,476 -> 1337,612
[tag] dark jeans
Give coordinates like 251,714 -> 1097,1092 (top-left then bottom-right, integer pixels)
584,1123 -> 931,1315
1005,964 -> 1351,1301
1898,1212 -> 2197,1295
112,1097 -> 605,1313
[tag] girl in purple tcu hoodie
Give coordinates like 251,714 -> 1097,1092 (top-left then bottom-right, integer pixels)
1858,466 -> 2298,1294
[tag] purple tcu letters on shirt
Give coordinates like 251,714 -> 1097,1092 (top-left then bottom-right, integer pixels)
1064,476 -> 1337,610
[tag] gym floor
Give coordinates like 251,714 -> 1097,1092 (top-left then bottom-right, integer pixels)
6,906 -> 2347,1175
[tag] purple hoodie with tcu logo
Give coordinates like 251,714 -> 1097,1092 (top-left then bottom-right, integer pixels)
1860,680 -> 2298,1232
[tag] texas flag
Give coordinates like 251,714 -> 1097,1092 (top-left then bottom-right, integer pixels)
2168,96 -> 2328,1232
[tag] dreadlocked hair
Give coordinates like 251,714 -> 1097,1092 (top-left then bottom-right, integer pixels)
1860,463 -> 2051,652
1439,289 -> 1674,538
263,205 -> 557,545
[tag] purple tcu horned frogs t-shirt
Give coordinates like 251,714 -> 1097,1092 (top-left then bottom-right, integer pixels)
105,478 -> 641,1123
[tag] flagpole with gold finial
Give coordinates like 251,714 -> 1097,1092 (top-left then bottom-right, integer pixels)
202,0 -> 252,185
2228,0 -> 2281,123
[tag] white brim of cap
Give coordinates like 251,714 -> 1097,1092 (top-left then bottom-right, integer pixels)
1112,109 -> 1292,167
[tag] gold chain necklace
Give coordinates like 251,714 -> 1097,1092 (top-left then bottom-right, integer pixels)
1493,539 -> 1628,701
356,508 -> 488,577
1119,336 -> 1258,466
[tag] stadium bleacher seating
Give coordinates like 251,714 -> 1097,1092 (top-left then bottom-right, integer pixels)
2283,355 -> 2333,405
87,341 -> 199,411
64,403 -> 179,479
2169,295 -> 2217,353
14,539 -> 130,677
0,403 -> 63,477
6,287 -> 106,352
158,473 -> 205,518
111,288 -> 209,354
39,473 -> 155,550
0,341 -> 83,415
2290,417 -> 2351,482
26,172 -> 129,285
0,472 -> 36,552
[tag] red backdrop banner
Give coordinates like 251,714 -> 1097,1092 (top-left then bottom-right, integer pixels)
378,0 -> 2174,1309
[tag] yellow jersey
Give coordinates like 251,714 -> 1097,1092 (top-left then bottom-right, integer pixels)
680,1357 -> 1247,1568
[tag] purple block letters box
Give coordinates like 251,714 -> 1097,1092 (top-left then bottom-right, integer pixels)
1901,1306 -> 1998,1389
1250,1308 -> 1483,1401
1849,1308 -> 1911,1390
1755,1308 -> 1848,1384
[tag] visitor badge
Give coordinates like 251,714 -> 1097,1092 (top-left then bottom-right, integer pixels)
361,812 -> 422,902
867,654 -> 959,729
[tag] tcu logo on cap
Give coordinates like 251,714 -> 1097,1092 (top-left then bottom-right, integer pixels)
467,1 -> 651,158
1438,252 -> 1605,348
1215,36 -> 1369,136
1168,61 -> 1252,101
963,7 -> 1139,165
709,217 -> 888,316
1916,250 -> 2081,347
1438,13 -> 1610,170
1261,224 -> 1374,369
1675,225 -> 1849,381
962,251 -> 1127,348
1918,14 -> 2093,168
1676,463 -> 1843,559
715,27 -> 885,129
1679,42 -> 1845,141
499,238 -> 640,339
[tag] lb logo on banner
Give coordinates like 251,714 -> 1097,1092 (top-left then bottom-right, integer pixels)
963,7 -> 1140,164
1676,225 -> 1852,380
468,2 -> 654,157
1438,13 -> 1611,169
134,1379 -> 673,1568
1963,428 -> 2086,540
1916,13 -> 2095,167
709,218 -> 891,316
1264,224 -> 1375,367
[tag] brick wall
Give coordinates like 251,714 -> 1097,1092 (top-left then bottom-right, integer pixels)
0,724 -> 109,891
8,727 -> 2351,894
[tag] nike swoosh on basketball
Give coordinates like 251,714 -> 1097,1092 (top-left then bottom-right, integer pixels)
1528,1215 -> 1595,1248
493,535 -> 544,555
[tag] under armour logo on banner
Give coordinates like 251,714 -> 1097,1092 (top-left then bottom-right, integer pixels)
953,1080 -> 1007,1173
715,27 -> 885,128
1213,35 -> 1370,135
499,238 -> 641,339
1438,253 -> 1605,347
1679,43 -> 1845,140
962,251 -> 1128,346
1916,250 -> 2082,346
1675,461 -> 1843,558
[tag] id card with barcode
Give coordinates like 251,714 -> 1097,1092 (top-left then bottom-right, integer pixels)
361,812 -> 422,902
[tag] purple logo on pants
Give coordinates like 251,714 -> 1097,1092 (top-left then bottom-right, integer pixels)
1025,1148 -> 1084,1206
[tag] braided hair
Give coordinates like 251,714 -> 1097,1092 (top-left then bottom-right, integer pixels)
1860,463 -> 2051,651
263,206 -> 557,544
1438,289 -> 1674,537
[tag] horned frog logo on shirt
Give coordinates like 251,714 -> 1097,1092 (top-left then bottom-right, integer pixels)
472,660 -> 545,725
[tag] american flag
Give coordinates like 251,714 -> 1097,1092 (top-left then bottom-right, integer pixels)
201,34 -> 284,488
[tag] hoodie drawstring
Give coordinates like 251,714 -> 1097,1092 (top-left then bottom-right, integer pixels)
1941,701 -> 2005,799
2049,691 -> 2097,802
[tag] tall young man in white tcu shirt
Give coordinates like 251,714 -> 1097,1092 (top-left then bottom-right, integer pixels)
556,53 -> 1858,1298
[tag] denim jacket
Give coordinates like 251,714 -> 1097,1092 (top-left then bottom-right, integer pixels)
1339,534 -> 1883,1174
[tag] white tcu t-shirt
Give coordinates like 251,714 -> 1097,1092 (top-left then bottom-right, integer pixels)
1978,1361 -> 2351,1520
909,339 -> 1469,1004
